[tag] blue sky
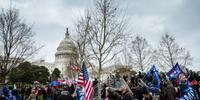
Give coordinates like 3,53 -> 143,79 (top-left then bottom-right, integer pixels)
0,0 -> 200,70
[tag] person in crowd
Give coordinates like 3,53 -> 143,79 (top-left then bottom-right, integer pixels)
21,87 -> 26,100
52,86 -> 61,100
32,81 -> 41,100
2,86 -> 10,100
101,83 -> 107,99
27,89 -> 37,100
120,85 -> 135,100
114,78 -> 121,89
46,85 -> 52,100
138,71 -> 143,79
123,75 -> 128,82
159,72 -> 167,83
76,86 -> 84,100
198,84 -> 200,98
41,87 -> 47,100
56,91 -> 72,100
56,84 -> 76,100
67,84 -> 76,99
12,87 -> 22,100
25,86 -> 32,99
160,81 -> 176,100
188,70 -> 200,97
106,87 -> 122,100
93,78 -> 98,97
8,85 -> 14,100
0,94 -> 7,100
176,73 -> 199,100
177,73 -> 189,98
1,68 -> 200,100
142,87 -> 152,100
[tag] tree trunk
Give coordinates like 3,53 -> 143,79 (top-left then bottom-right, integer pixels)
0,75 -> 6,84
97,61 -> 102,100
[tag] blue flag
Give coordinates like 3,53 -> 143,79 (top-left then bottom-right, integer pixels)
167,63 -> 182,80
144,65 -> 160,94
179,80 -> 199,100
76,87 -> 85,100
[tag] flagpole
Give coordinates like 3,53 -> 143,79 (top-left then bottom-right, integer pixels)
120,78 -> 133,95
84,58 -> 94,80
74,62 -> 83,99
70,69 -> 74,80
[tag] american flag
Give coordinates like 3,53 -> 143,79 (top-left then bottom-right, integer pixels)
77,73 -> 84,85
77,62 -> 93,100
69,62 -> 80,72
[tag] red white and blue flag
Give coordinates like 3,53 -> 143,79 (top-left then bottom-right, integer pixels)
77,62 -> 93,100
69,62 -> 80,72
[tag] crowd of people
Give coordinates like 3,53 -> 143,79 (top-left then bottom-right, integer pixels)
0,80 -> 79,100
0,68 -> 200,100
100,67 -> 200,100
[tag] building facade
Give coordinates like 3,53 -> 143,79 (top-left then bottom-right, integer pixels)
33,28 -> 79,80
54,28 -> 78,79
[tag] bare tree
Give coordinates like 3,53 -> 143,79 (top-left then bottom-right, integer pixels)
0,9 -> 38,83
130,35 -> 154,71
158,33 -> 192,68
75,11 -> 91,65
115,37 -> 132,68
75,0 -> 127,98
75,12 -> 101,81
119,46 -> 132,67
182,51 -> 192,67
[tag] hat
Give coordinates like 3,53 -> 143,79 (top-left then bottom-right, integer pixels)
34,81 -> 40,84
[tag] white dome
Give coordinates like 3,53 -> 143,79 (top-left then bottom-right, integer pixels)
54,28 -> 78,79
55,29 -> 77,56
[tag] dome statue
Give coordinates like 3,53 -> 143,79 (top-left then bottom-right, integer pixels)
54,28 -> 78,79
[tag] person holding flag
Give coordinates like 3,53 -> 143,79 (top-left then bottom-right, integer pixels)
167,63 -> 199,100
177,73 -> 199,100
144,65 -> 161,95
76,87 -> 84,100
77,62 -> 94,100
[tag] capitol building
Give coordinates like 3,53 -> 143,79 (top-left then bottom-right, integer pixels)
32,28 -> 135,80
32,28 -> 79,80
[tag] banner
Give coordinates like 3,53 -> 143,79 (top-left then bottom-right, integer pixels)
179,81 -> 199,100
144,65 -> 160,94
167,63 -> 182,80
